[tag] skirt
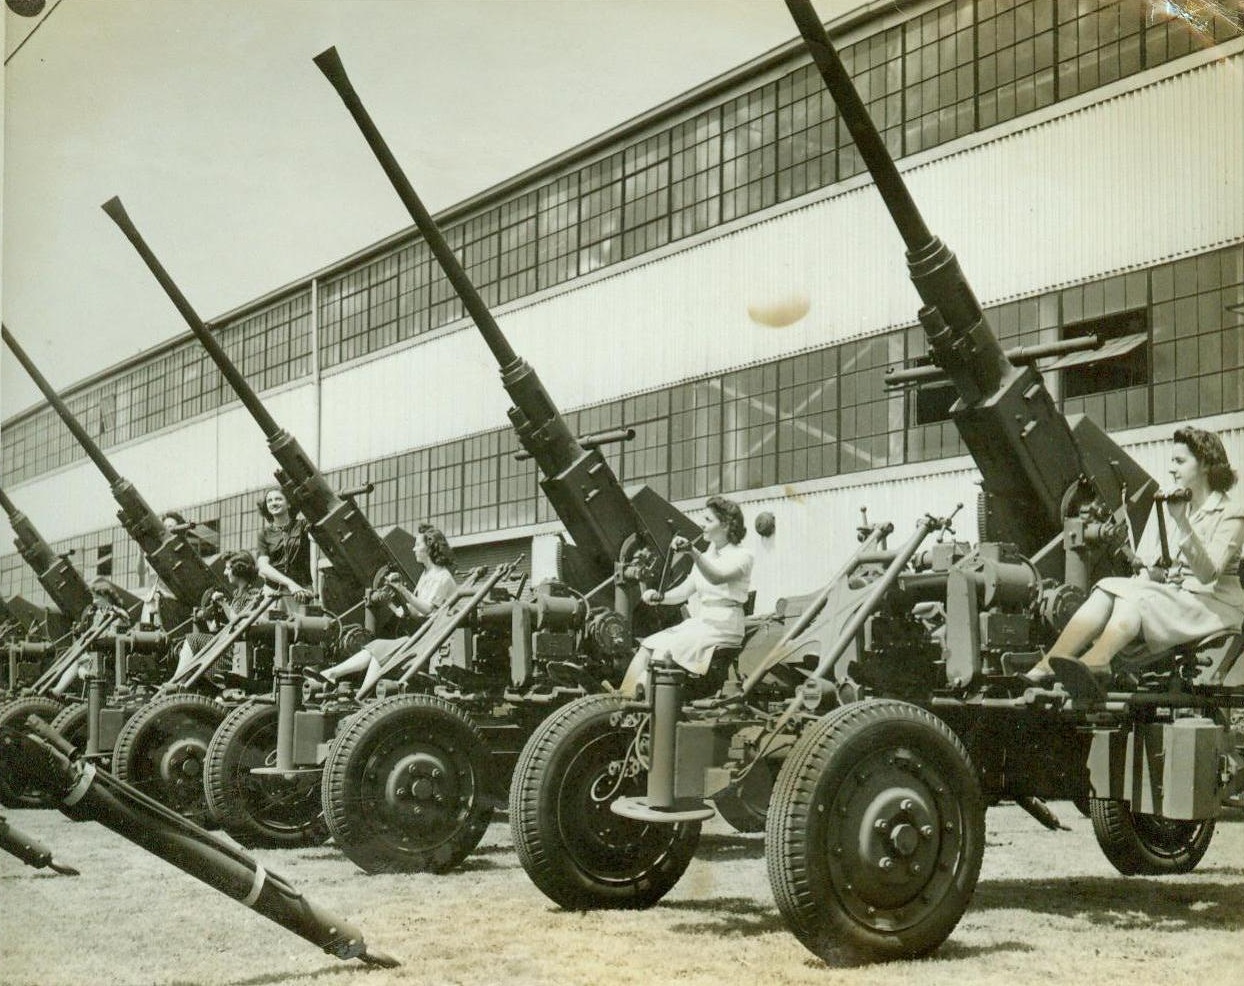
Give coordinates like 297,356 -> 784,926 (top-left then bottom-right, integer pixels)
1096,576 -> 1244,653
641,614 -> 744,677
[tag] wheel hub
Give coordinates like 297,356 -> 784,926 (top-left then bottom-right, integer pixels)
825,751 -> 964,929
382,750 -> 457,819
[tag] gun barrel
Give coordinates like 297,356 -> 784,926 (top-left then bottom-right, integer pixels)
100,197 -> 282,440
313,47 -> 518,371
0,813 -> 79,875
4,719 -> 398,967
1,488 -> 94,619
2,325 -> 122,485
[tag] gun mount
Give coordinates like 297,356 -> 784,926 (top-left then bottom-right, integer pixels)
0,488 -> 93,622
100,197 -> 416,614
2,325 -> 226,614
0,716 -> 398,967
313,47 -> 700,626
507,0 -> 1244,967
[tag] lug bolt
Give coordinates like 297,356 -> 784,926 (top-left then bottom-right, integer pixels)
900,798 -> 913,812
874,819 -> 889,832
879,857 -> 894,871
920,824 -> 934,838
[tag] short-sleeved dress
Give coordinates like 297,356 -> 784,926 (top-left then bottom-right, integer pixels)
641,542 -> 754,676
358,566 -> 459,665
1096,491 -> 1244,653
255,517 -> 312,588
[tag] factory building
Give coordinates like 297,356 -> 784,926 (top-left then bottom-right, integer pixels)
3,0 -> 1242,615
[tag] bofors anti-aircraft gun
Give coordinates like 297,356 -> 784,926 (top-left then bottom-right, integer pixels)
99,195 -> 431,847
0,487 -> 94,697
144,45 -> 711,876
505,0 -> 1244,964
0,325 -> 263,822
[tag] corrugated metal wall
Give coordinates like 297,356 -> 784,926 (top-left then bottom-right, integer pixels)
318,51 -> 1242,471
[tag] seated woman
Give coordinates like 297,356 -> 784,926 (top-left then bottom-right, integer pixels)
318,523 -> 458,685
50,578 -> 131,698
254,488 -> 314,604
171,550 -> 264,679
1026,425 -> 1244,687
620,495 -> 753,697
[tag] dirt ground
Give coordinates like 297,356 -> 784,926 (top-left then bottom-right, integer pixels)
2,802 -> 1243,986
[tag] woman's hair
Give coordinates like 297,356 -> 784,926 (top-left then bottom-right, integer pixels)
417,522 -> 455,568
1174,426 -> 1237,493
89,578 -> 125,608
256,487 -> 300,523
706,495 -> 746,545
224,550 -> 259,582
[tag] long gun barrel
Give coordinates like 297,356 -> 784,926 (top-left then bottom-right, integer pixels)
313,47 -> 690,589
0,718 -> 398,966
100,196 -> 404,599
0,488 -> 93,620
784,0 -> 1154,570
0,812 -> 79,875
2,325 -> 226,607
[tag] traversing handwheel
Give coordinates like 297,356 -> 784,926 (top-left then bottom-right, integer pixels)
510,693 -> 701,909
767,699 -> 985,963
204,700 -> 327,848
321,693 -> 495,873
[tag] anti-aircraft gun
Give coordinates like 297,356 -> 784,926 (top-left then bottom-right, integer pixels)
101,196 -> 420,625
0,488 -> 93,696
506,0 -> 1244,965
0,715 -> 398,968
290,46 -> 710,874
1,326 -> 258,819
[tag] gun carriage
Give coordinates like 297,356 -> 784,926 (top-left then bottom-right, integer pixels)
492,0 -> 1244,963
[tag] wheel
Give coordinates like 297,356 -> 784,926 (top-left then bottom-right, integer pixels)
509,693 -> 701,909
321,693 -> 495,873
49,702 -> 90,752
713,756 -> 774,834
1089,798 -> 1214,875
111,693 -> 226,825
0,696 -> 67,808
204,701 -> 327,848
767,699 -> 985,964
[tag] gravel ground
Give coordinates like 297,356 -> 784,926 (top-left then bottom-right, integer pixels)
2,801 -> 1242,986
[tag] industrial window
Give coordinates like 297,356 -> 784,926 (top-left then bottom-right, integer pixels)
977,0 -> 1057,130
721,83 -> 777,222
906,0 -> 976,151
777,348 -> 838,484
96,544 -> 113,578
623,133 -> 671,259
1056,0 -> 1144,99
776,65 -> 836,203
837,27 -> 904,179
1055,309 -> 1150,437
838,332 -> 905,474
670,110 -> 722,239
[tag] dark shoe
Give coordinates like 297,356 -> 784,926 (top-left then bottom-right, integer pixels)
301,666 -> 330,685
1048,657 -> 1110,702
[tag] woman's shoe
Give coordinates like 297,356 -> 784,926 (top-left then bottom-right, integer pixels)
301,666 -> 330,685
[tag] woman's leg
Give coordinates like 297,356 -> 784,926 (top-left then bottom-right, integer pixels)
619,647 -> 653,697
321,648 -> 373,682
1076,597 -> 1142,670
1029,589 -> 1115,676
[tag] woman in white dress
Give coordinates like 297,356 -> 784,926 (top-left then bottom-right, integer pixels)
620,496 -> 752,697
1025,426 -> 1244,685
318,523 -> 458,685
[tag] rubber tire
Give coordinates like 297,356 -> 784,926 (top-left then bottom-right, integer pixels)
204,701 -> 327,848
49,702 -> 90,752
713,756 -> 775,834
0,695 -> 67,808
510,693 -> 701,909
112,693 -> 226,825
1089,798 -> 1214,875
321,693 -> 494,873
767,699 -> 985,963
